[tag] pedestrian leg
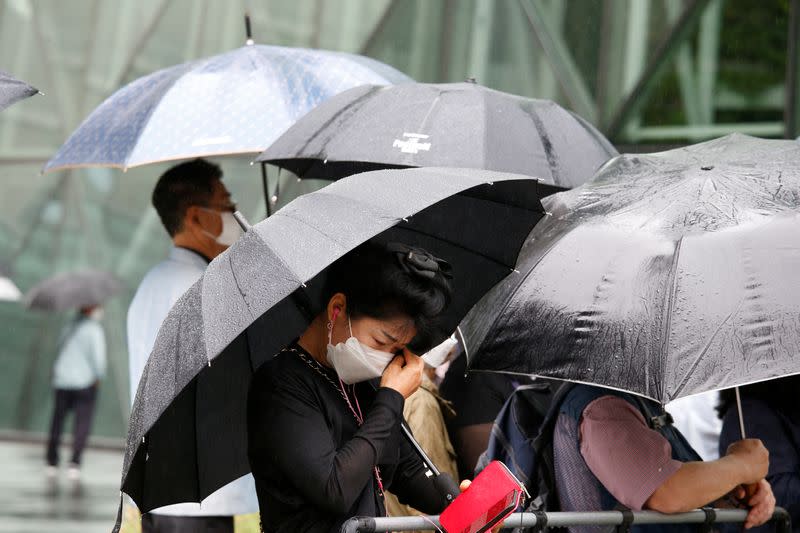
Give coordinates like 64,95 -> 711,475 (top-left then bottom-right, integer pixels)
70,385 -> 98,466
46,389 -> 71,466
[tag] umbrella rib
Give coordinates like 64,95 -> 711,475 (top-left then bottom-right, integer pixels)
659,236 -> 685,401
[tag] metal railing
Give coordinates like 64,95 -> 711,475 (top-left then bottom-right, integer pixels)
340,507 -> 792,533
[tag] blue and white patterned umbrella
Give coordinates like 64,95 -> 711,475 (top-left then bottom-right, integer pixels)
43,45 -> 410,172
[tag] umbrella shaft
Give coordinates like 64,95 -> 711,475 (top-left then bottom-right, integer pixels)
400,422 -> 440,477
735,386 -> 746,439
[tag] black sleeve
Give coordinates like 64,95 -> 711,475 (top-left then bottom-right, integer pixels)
252,370 -> 405,515
386,426 -> 451,515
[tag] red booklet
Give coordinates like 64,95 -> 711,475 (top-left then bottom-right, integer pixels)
439,461 -> 526,533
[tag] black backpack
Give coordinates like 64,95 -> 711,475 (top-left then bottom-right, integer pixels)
475,380 -> 574,516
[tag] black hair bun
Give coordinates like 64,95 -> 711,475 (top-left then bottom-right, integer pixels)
386,242 -> 453,281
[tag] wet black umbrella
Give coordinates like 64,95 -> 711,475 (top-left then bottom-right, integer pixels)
24,270 -> 122,311
0,70 -> 38,112
118,167 -> 556,519
257,81 -> 617,190
461,134 -> 800,406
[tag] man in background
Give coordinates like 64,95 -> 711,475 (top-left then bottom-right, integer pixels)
127,158 -> 255,533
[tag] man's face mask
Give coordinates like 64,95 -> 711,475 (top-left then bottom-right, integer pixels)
199,207 -> 242,247
326,314 -> 396,384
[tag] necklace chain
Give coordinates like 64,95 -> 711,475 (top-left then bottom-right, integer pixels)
284,346 -> 385,496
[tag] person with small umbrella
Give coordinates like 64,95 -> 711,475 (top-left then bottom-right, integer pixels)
126,158 -> 254,532
459,134 -> 800,530
26,269 -> 120,482
45,304 -> 106,482
553,383 -> 775,532
248,241 -> 459,532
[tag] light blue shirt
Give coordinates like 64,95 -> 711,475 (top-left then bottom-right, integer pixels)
126,245 -> 258,516
52,316 -> 106,389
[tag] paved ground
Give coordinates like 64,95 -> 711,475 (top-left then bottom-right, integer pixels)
0,440 -> 124,533
0,439 -> 260,533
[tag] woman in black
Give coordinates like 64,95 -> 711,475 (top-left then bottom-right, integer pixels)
247,241 -> 454,532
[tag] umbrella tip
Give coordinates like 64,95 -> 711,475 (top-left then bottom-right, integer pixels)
465,77 -> 477,84
244,12 -> 255,45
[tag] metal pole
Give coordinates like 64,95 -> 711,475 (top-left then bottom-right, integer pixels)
735,385 -> 746,439
341,508 -> 792,533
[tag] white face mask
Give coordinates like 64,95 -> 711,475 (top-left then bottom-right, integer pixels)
326,316 -> 396,384
200,208 -> 242,247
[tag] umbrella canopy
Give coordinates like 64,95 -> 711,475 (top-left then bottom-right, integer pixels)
25,270 -> 122,311
0,70 -> 38,112
43,45 -> 410,173
257,81 -> 617,189
460,134 -> 800,405
121,167 -> 557,514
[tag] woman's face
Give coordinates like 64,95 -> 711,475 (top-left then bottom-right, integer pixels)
331,312 -> 417,355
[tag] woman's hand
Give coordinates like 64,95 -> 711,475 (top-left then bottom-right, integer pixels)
380,348 -> 423,399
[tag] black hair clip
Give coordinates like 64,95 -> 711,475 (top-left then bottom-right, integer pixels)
386,242 -> 453,280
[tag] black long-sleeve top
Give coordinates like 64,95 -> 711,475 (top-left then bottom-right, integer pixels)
247,343 -> 448,532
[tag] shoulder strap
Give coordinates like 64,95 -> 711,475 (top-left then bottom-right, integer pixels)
528,382 -> 575,510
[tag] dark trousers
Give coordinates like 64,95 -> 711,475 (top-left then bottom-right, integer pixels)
141,514 -> 234,533
46,385 -> 97,466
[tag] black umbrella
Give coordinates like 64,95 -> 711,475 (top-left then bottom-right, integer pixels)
257,81 -> 617,190
461,134 -> 800,408
0,70 -> 38,112
119,167 -> 556,518
24,270 -> 122,311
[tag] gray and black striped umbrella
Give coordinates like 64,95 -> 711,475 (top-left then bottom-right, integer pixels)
258,81 -> 617,190
119,167 -> 557,519
0,70 -> 38,112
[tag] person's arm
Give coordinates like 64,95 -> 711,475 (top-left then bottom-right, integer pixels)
581,396 -> 775,527
579,396 -> 766,512
251,351 -> 424,515
253,373 -> 405,514
644,440 -> 767,513
387,423 -> 451,515
387,391 -> 453,515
